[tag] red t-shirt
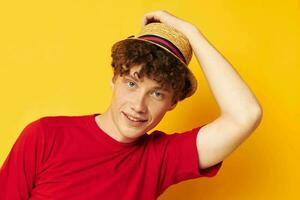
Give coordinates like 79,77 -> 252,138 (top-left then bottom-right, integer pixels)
0,113 -> 223,200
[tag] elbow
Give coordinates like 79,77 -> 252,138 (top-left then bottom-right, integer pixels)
238,104 -> 263,130
250,103 -> 263,123
222,101 -> 263,132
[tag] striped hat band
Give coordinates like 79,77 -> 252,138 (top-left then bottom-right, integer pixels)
137,34 -> 187,64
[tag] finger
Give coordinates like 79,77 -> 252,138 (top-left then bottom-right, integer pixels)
142,14 -> 153,26
141,11 -> 162,27
141,13 -> 150,28
141,16 -> 146,28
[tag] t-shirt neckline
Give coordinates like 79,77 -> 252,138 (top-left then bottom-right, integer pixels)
87,113 -> 147,148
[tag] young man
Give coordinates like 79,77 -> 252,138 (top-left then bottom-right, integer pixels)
0,10 -> 262,199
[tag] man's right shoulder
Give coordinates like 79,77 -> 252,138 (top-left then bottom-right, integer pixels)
38,113 -> 89,124
27,114 -> 90,133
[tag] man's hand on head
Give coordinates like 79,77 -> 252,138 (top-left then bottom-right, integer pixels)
141,10 -> 199,37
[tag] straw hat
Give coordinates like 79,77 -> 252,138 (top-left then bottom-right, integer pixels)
119,22 -> 197,99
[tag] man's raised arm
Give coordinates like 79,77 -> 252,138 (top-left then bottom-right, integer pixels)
186,24 -> 262,168
141,10 -> 263,169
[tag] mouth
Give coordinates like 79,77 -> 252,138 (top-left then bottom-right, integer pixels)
122,111 -> 148,123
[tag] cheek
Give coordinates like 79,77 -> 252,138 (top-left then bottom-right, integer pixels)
148,103 -> 169,120
112,87 -> 132,107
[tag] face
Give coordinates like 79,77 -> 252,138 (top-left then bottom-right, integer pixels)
108,65 -> 177,143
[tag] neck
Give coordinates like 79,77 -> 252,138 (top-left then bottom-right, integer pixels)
96,107 -> 118,139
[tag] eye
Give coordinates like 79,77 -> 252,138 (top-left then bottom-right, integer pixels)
127,80 -> 136,88
153,91 -> 164,99
154,91 -> 161,97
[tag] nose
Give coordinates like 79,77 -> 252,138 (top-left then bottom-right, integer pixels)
131,93 -> 147,114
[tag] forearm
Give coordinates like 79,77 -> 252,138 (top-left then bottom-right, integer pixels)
185,26 -> 262,122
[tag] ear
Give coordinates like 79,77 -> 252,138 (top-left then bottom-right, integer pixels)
110,78 -> 115,90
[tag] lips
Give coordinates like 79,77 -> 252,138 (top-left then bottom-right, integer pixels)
122,112 -> 148,122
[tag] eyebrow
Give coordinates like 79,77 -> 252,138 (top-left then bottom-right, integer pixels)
126,73 -> 140,82
124,74 -> 171,93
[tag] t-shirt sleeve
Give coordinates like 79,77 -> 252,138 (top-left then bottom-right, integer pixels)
156,125 -> 223,196
0,118 -> 45,200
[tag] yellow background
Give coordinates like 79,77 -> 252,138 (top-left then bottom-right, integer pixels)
0,0 -> 299,199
